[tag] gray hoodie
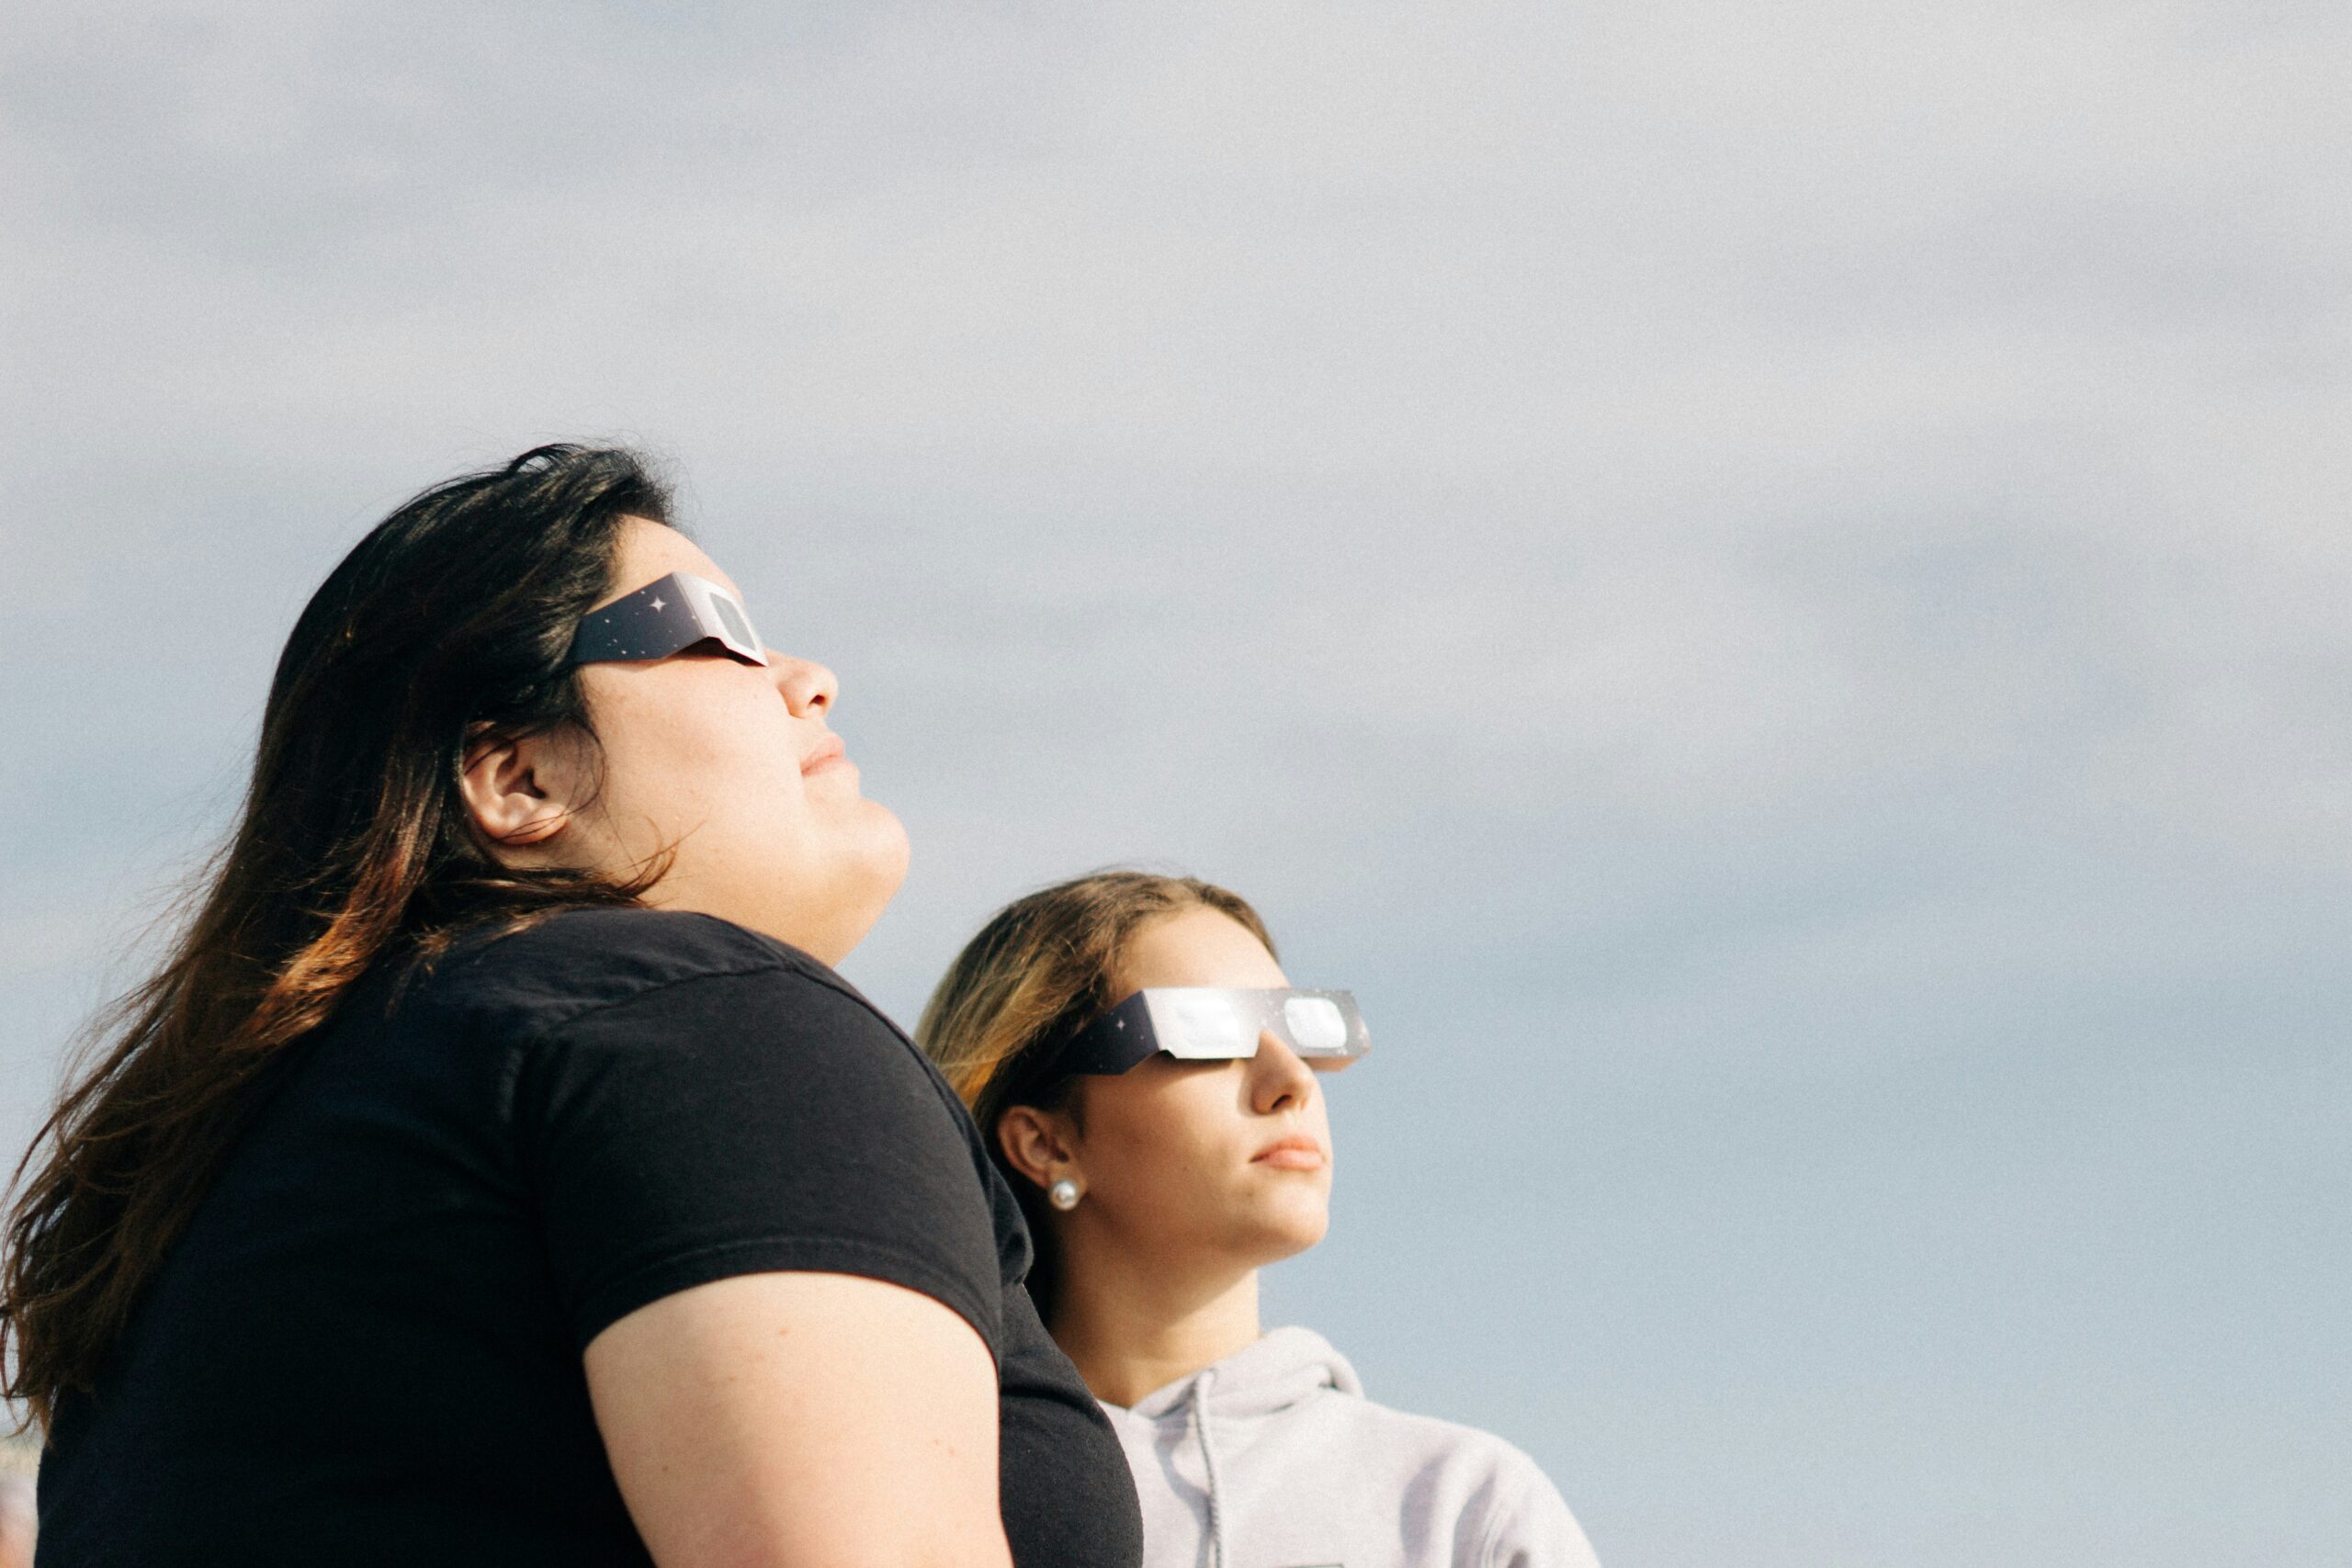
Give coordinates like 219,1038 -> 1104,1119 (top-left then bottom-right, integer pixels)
1099,1327 -> 1601,1568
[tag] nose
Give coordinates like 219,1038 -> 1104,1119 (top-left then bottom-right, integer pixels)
769,654 -> 838,719
1247,1030 -> 1317,1116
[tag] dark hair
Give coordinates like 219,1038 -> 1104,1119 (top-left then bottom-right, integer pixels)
914,870 -> 1276,1313
3,445 -> 673,1430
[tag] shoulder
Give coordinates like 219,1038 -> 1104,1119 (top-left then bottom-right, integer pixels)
429,914 -> 1019,1352
1318,1388 -> 1541,1479
404,908 -> 954,1119
408,907 -> 887,1044
1310,1393 -> 1599,1567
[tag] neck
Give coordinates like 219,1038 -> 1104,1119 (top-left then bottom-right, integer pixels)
1046,1242 -> 1262,1408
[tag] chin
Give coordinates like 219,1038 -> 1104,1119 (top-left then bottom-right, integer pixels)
813,805 -> 910,962
1241,1204 -> 1330,1265
864,801 -> 911,890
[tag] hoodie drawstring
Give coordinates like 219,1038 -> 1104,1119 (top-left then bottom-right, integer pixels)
1189,1367 -> 1231,1568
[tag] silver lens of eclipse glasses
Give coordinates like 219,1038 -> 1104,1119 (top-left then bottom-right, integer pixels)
1053,987 -> 1370,1077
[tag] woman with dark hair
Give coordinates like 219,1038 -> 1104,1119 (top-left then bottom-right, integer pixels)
920,871 -> 1600,1568
4,447 -> 1141,1568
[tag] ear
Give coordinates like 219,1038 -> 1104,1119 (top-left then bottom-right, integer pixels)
996,1103 -> 1080,1194
458,726 -> 589,854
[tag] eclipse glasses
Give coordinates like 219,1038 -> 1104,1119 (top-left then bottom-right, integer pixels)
1053,987 -> 1371,1077
571,571 -> 769,667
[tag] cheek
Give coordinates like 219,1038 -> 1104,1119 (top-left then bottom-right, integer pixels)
1085,1079 -> 1248,1196
598,683 -> 806,820
1089,1116 -> 1204,1195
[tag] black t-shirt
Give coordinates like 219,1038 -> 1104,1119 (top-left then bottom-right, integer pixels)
38,908 -> 1141,1568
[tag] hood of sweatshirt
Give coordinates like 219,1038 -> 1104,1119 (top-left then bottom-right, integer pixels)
1124,1325 -> 1363,1423
1101,1327 -> 1600,1568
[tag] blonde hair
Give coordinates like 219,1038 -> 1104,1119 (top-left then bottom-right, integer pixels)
916,870 -> 1275,1303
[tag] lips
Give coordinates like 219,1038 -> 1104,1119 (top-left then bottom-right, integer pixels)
799,734 -> 848,776
1251,1134 -> 1327,1171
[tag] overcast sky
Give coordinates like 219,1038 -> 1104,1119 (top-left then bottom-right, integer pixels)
4,3 -> 2347,1562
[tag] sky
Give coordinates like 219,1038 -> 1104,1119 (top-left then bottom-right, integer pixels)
4,1 -> 2347,1562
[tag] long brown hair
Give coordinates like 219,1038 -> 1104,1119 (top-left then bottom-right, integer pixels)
915,869 -> 1275,1309
3,445 -> 673,1431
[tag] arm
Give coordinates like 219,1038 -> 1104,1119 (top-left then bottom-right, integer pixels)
513,944 -> 1023,1563
587,1270 -> 1012,1568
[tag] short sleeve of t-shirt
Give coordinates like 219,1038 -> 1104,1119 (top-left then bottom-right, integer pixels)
507,955 -> 1004,1353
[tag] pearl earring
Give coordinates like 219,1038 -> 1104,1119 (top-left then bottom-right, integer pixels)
1047,1178 -> 1081,1211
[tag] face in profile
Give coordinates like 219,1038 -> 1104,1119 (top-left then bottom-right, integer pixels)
482,517 -> 909,963
1057,905 -> 1337,1272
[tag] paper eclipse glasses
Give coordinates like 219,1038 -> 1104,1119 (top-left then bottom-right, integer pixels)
1053,987 -> 1371,1077
571,571 -> 770,667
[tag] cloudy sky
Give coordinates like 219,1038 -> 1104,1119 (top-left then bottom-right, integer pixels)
4,2 -> 2346,1562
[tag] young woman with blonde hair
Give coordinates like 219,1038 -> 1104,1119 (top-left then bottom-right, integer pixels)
920,870 -> 1600,1568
